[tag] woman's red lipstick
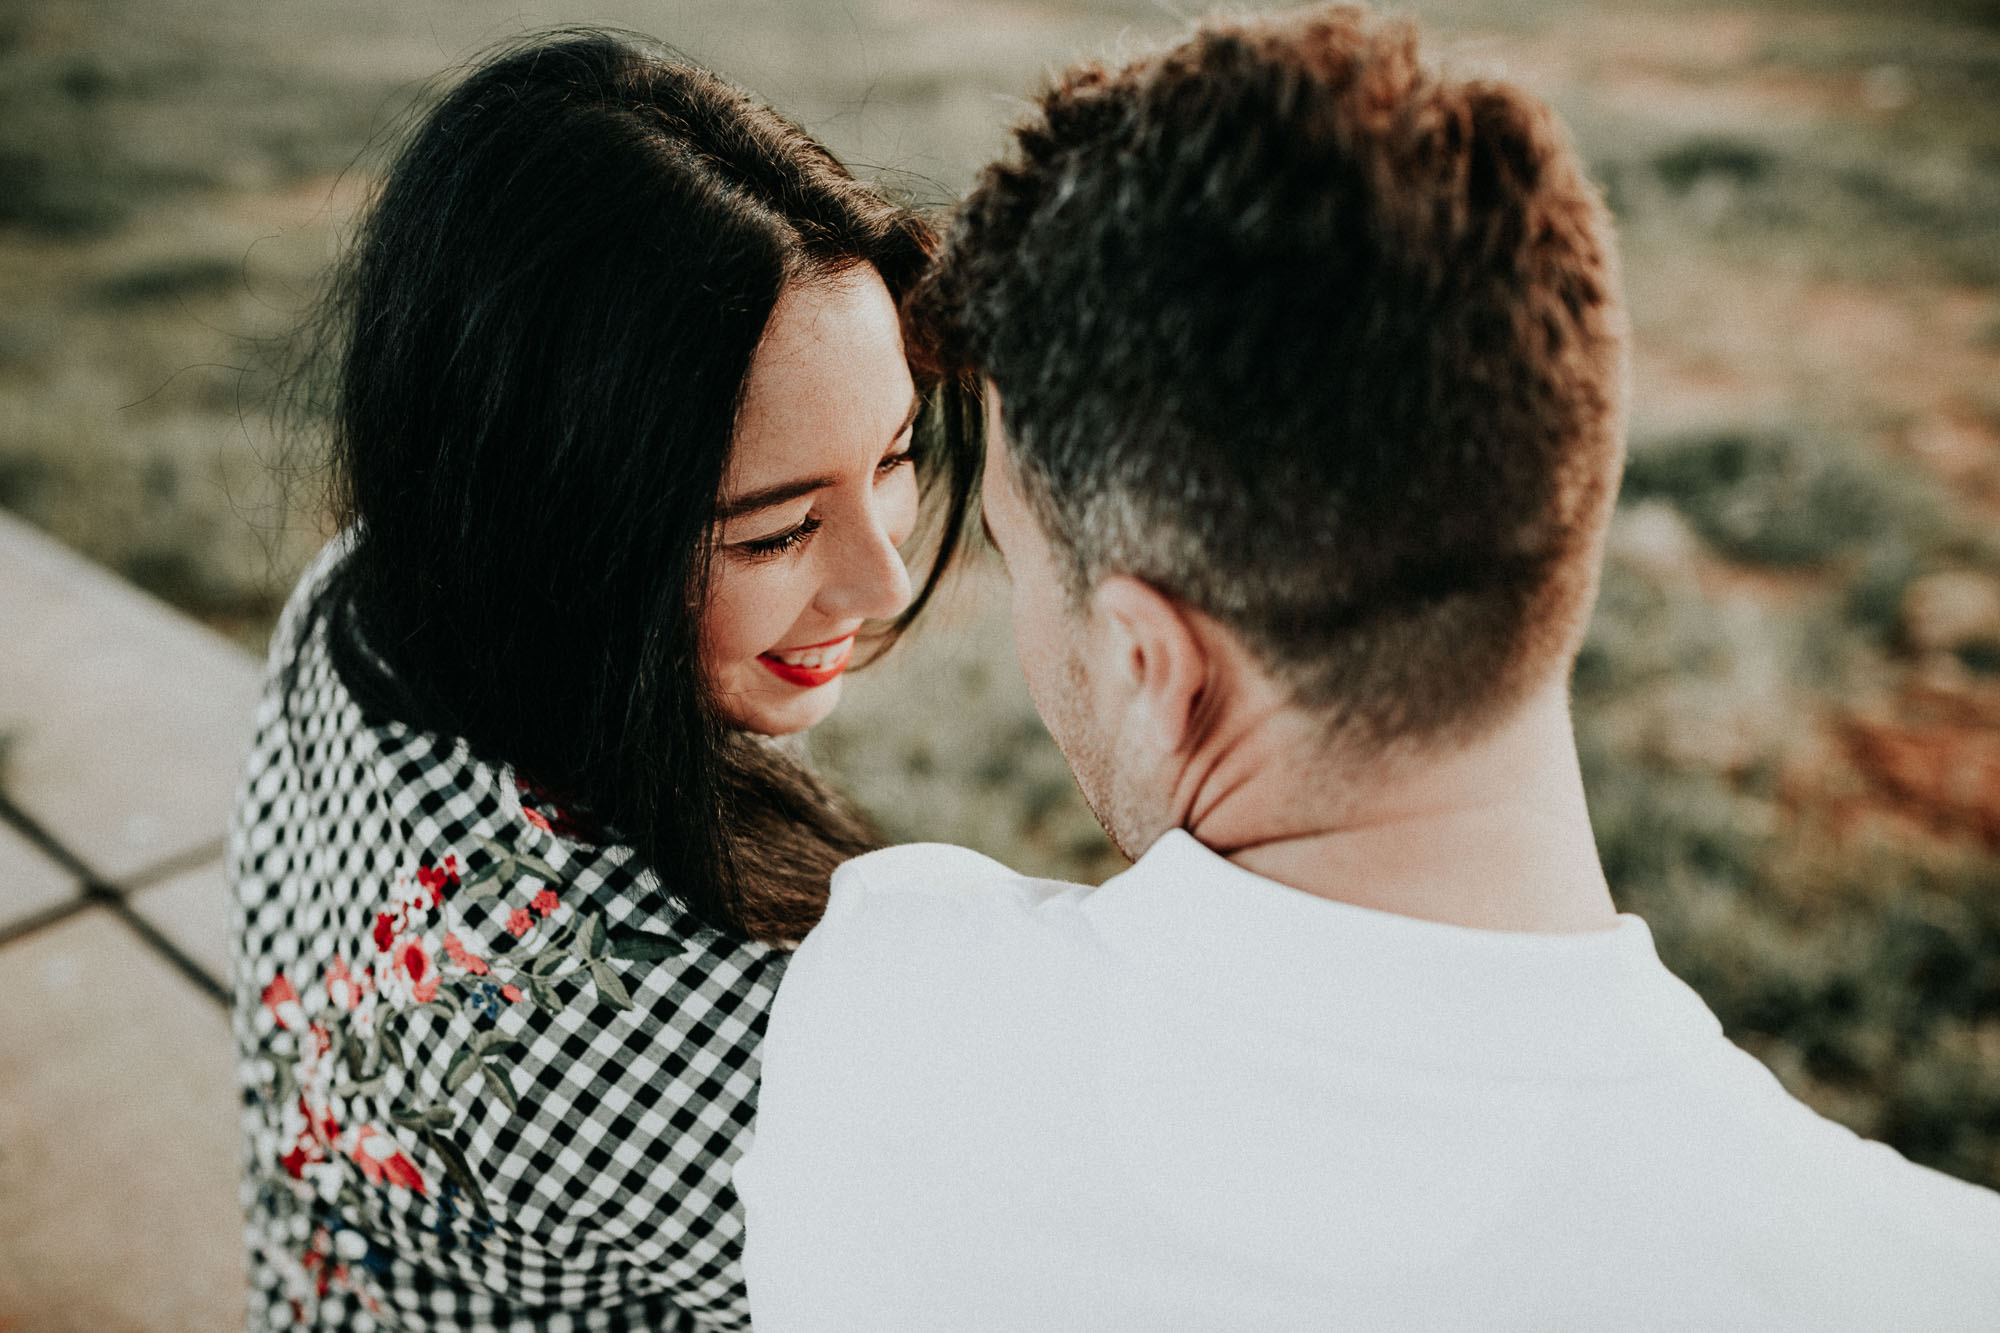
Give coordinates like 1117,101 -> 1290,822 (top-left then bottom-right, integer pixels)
757,634 -> 855,688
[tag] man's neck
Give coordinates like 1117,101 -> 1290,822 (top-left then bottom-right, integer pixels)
1178,680 -> 1618,935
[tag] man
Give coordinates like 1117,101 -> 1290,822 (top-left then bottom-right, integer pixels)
733,6 -> 2000,1328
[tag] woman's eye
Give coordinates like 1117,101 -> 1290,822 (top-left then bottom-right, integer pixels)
876,448 -> 914,479
735,514 -> 823,559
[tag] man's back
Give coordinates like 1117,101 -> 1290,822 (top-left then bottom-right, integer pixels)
740,9 -> 2000,1324
737,834 -> 2000,1331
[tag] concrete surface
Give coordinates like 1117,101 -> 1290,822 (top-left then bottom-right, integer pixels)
0,822 -> 77,935
0,510 -> 259,885
0,911 -> 245,1333
130,862 -> 231,997
0,509 -> 250,1331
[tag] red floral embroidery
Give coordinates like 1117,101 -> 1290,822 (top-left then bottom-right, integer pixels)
395,938 -> 439,1004
306,1093 -> 339,1149
299,1227 -> 339,1301
442,932 -> 489,976
350,1125 -> 426,1194
325,956 -> 369,1011
415,856 -> 460,908
280,1085 -> 340,1181
250,834 -> 626,1318
263,975 -> 304,1031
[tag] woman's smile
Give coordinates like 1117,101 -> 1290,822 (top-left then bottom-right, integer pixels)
702,266 -> 920,735
758,633 -> 857,688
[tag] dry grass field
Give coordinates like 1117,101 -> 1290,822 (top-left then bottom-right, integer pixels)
4,0 -> 1999,1188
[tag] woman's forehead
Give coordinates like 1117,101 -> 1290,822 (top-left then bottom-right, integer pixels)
725,267 -> 915,494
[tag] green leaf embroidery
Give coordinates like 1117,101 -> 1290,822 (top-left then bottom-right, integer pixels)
581,912 -> 607,958
605,926 -> 680,962
516,852 -> 562,884
588,960 -> 633,1011
469,1029 -> 522,1056
444,1047 -> 481,1094
481,1065 -> 519,1114
461,874 -> 507,902
422,1129 -> 490,1218
471,837 -> 520,883
333,1072 -> 391,1101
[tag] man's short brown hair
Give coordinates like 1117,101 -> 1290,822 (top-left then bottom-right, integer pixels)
917,3 -> 1627,749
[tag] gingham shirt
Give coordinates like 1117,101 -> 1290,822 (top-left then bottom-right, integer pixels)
230,542 -> 782,1330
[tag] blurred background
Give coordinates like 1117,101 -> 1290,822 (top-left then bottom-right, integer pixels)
2,0 -> 1997,1201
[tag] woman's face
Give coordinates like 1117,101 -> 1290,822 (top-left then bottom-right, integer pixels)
702,265 -> 921,736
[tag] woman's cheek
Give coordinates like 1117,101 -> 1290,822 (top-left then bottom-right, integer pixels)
701,563 -> 775,674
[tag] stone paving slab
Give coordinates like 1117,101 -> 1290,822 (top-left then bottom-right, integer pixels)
0,820 -> 79,933
0,510 -> 262,885
131,860 -> 232,994
0,908 -> 244,1332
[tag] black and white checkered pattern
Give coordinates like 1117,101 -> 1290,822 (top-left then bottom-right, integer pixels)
229,543 -> 783,1330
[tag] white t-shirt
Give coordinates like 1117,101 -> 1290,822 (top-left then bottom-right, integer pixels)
735,831 -> 2000,1331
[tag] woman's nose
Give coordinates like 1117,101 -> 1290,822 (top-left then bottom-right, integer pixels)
817,502 -> 913,622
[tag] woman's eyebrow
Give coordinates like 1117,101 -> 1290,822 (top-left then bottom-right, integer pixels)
717,393 -> 924,521
718,475 -> 835,521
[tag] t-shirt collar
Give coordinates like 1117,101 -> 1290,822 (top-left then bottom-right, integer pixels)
1077,829 -> 1722,1080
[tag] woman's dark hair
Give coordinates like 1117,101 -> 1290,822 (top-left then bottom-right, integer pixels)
292,30 -> 979,942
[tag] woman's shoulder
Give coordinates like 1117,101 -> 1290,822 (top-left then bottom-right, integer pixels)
234,613 -> 779,1326
235,532 -> 775,977
236,768 -> 780,1326
259,528 -> 357,675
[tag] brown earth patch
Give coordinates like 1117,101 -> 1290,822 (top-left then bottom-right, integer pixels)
1826,675 -> 2000,850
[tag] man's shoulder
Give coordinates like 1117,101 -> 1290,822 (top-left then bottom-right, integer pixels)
752,845 -> 1102,1160
773,844 -> 1098,1044
815,843 -> 1092,947
741,850 -> 1117,1329
830,841 -> 1081,903
831,839 -> 1021,890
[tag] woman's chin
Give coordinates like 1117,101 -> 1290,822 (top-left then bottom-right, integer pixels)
724,675 -> 845,737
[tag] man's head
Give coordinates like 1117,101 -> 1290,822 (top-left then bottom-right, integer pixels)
920,5 -> 1627,851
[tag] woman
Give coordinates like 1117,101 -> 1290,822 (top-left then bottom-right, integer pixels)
229,30 -> 976,1330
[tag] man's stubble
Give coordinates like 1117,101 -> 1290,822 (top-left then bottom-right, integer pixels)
1029,634 -> 1151,863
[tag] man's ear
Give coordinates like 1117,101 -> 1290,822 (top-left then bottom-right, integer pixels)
1089,575 -> 1208,756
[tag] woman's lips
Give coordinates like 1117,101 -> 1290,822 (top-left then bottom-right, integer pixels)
757,634 -> 856,689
